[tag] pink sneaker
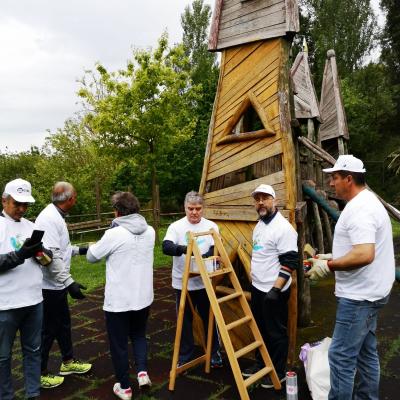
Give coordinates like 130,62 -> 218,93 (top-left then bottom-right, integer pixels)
113,382 -> 132,400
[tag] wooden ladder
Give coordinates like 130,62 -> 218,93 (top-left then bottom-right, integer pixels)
168,228 -> 282,399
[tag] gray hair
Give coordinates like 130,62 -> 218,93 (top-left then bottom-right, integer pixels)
184,191 -> 204,206
52,182 -> 75,204
1,193 -> 10,200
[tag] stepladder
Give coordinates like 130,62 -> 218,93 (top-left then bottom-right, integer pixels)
168,228 -> 282,399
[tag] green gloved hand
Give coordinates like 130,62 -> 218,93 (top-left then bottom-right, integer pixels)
306,258 -> 331,280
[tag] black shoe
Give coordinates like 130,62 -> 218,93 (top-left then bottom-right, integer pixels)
242,364 -> 261,377
260,374 -> 286,389
211,351 -> 223,369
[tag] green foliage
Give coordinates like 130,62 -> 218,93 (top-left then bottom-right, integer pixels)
78,33 -> 200,209
298,0 -> 377,88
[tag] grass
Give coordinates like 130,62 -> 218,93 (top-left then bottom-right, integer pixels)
70,226 -> 171,295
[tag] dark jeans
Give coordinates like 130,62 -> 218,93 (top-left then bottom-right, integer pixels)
41,288 -> 73,372
0,302 -> 43,400
175,288 -> 220,364
251,285 -> 290,377
105,307 -> 150,389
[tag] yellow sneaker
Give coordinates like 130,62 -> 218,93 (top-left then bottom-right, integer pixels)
59,359 -> 92,375
40,374 -> 64,389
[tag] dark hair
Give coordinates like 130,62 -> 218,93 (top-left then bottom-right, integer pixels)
111,192 -> 140,215
336,171 -> 366,185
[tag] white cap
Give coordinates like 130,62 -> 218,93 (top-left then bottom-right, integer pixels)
3,178 -> 35,203
323,155 -> 366,174
251,184 -> 275,198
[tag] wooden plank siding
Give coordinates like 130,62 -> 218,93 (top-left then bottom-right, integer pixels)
319,50 -> 349,141
290,51 -> 320,120
200,38 -> 296,226
208,0 -> 299,51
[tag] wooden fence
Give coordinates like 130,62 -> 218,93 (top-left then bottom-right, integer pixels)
67,209 -> 185,242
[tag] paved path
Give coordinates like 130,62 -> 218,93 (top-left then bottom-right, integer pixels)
12,268 -> 400,399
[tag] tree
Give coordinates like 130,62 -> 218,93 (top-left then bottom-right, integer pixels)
298,0 -> 377,88
78,34 -> 200,232
164,0 -> 220,202
32,120 -> 117,216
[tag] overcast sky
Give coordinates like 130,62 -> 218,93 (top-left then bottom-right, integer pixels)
0,0 -> 213,153
0,0 -> 382,153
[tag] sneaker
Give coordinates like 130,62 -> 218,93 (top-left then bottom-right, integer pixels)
40,374 -> 64,389
137,371 -> 152,388
242,364 -> 261,377
59,359 -> 92,375
113,382 -> 132,400
260,374 -> 286,389
211,351 -> 223,369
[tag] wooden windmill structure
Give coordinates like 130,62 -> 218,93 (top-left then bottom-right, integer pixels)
198,0 -> 300,365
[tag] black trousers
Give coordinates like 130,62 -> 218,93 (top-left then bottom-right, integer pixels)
41,288 -> 73,372
251,284 -> 290,377
175,288 -> 220,363
105,307 -> 150,389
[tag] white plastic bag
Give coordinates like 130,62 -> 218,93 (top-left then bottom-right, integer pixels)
299,337 -> 331,400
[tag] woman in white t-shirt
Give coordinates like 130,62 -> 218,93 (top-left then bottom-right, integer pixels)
87,192 -> 155,400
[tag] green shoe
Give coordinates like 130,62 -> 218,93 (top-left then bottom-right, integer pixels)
60,359 -> 92,375
41,374 -> 64,389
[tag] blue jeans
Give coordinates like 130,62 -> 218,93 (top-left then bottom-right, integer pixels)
0,302 -> 43,400
328,295 -> 389,400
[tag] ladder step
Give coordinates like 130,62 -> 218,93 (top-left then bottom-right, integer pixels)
226,315 -> 252,331
244,366 -> 273,387
217,292 -> 241,304
234,340 -> 262,359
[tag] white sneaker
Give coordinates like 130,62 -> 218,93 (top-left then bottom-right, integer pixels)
137,371 -> 152,388
113,382 -> 132,400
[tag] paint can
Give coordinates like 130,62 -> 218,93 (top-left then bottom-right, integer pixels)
286,371 -> 298,400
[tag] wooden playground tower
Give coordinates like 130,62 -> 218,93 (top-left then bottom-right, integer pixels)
171,1 -> 400,397
197,0 -> 400,371
199,0 -> 300,365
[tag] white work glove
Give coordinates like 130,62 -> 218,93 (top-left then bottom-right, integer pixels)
306,258 -> 331,280
315,253 -> 332,260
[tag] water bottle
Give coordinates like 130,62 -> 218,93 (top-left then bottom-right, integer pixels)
286,371 -> 298,400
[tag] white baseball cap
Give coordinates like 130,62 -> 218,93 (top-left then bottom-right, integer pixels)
251,184 -> 275,198
3,178 -> 35,203
322,155 -> 366,174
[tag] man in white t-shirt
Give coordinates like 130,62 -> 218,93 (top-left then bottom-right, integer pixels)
87,191 -> 155,400
242,184 -> 298,389
0,179 -> 44,400
35,182 -> 91,389
162,191 -> 222,368
307,155 -> 395,400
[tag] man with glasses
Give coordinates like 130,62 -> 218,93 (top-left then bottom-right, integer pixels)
242,184 -> 298,389
0,178 -> 44,400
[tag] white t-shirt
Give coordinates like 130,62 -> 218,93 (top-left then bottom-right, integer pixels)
251,211 -> 298,293
164,217 -> 219,290
0,213 -> 43,310
89,225 -> 155,312
35,203 -> 73,290
333,189 -> 395,301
